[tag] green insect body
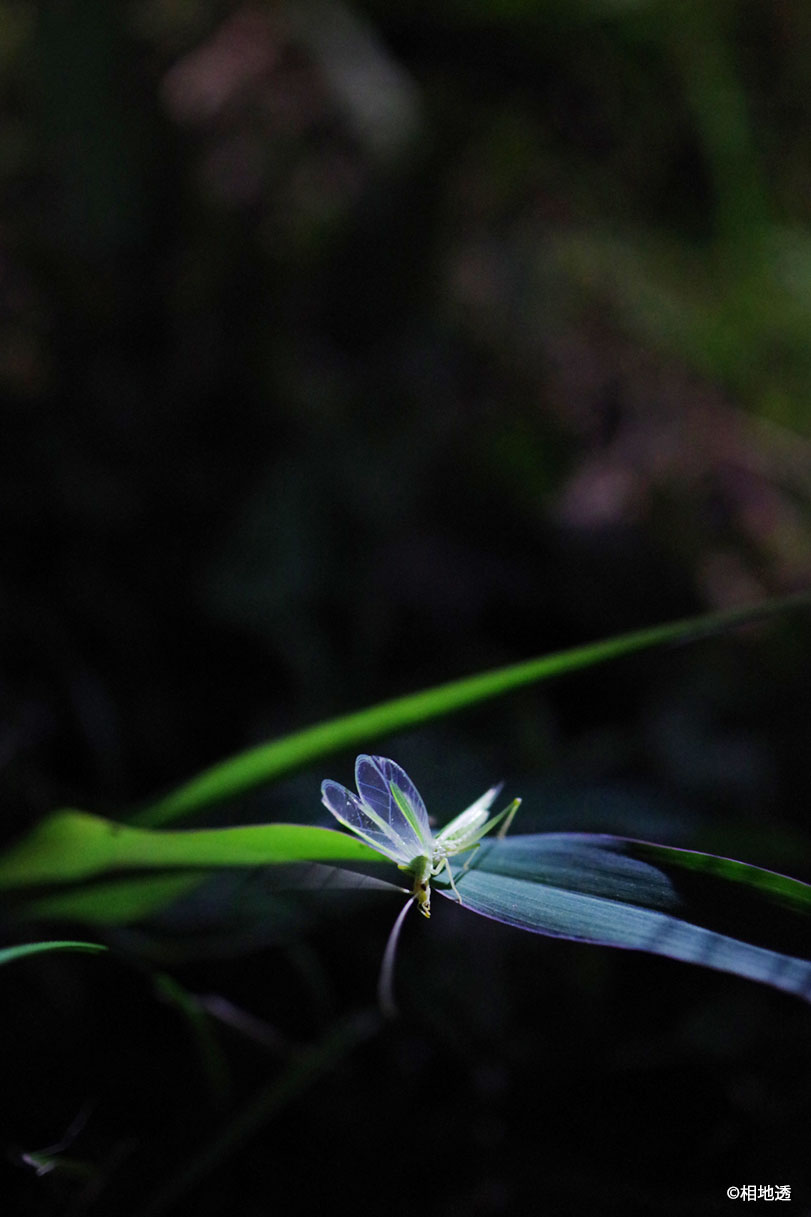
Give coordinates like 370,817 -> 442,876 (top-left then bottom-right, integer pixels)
322,756 -> 520,917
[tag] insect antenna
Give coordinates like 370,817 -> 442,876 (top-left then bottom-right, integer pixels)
377,896 -> 416,1019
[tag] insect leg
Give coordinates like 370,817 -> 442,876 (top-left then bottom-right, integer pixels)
460,842 -> 481,872
437,856 -> 463,903
496,797 -> 521,840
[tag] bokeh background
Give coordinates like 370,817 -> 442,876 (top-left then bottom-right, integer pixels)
1,2 -> 810,1214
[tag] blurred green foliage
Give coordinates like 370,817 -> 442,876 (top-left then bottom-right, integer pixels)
0,0 -> 809,821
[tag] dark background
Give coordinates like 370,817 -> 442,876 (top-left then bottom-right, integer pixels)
1,2 -> 810,1214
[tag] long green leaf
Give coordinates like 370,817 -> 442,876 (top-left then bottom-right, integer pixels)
0,940 -> 107,966
0,811 -> 383,890
134,593 -> 809,826
448,834 -> 811,1002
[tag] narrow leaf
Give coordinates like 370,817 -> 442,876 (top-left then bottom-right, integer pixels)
134,594 -> 809,827
0,940 -> 107,966
0,811 -> 384,890
449,834 -> 811,1002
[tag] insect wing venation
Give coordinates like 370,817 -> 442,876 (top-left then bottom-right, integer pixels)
321,779 -> 411,863
354,755 -> 433,857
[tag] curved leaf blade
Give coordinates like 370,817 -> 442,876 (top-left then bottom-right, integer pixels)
0,811 -> 383,890
134,594 -> 809,826
0,940 -> 107,966
448,834 -> 811,1002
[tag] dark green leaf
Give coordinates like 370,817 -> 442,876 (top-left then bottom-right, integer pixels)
0,811 -> 382,890
449,834 -> 811,1001
0,940 -> 107,966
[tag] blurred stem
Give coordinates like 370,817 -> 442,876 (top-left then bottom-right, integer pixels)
669,3 -> 769,248
134,1009 -> 380,1217
153,973 -> 232,1103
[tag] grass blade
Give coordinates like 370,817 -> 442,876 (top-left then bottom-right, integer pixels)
0,940 -> 107,966
135,593 -> 809,827
0,811 -> 384,890
449,833 -> 811,1002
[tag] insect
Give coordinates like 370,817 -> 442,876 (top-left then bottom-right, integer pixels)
321,754 -> 520,917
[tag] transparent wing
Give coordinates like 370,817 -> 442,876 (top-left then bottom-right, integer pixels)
321,780 -> 411,864
354,755 -> 433,858
437,782 -> 503,849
